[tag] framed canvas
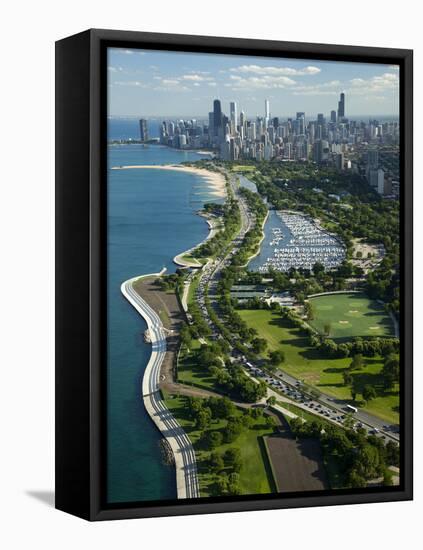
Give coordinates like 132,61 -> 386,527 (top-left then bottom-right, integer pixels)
55,29 -> 413,521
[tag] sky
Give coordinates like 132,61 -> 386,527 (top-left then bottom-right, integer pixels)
107,47 -> 399,119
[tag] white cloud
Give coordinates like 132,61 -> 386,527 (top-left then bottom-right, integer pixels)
123,49 -> 133,55
180,74 -> 213,82
161,79 -> 180,86
113,80 -> 148,88
229,64 -> 321,76
187,70 -> 211,75
291,80 -> 341,95
349,73 -> 399,94
226,74 -> 297,90
153,77 -> 190,92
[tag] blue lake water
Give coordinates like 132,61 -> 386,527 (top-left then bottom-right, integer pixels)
248,210 -> 290,271
107,143 -> 216,503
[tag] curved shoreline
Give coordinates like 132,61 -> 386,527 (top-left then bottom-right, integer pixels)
173,214 -> 218,268
111,164 -> 227,198
121,271 -> 200,499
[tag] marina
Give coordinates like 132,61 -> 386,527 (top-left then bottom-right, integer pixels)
249,210 -> 345,273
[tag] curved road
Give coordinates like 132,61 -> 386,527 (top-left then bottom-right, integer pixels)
121,275 -> 200,499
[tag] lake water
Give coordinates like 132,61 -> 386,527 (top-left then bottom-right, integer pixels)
107,143 -> 217,503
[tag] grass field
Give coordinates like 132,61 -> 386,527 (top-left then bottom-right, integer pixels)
308,292 -> 394,341
186,273 -> 200,308
238,309 -> 399,424
177,340 -> 218,392
163,392 -> 276,497
231,165 -> 256,172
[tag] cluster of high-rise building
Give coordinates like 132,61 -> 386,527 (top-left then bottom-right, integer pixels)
139,92 -> 400,197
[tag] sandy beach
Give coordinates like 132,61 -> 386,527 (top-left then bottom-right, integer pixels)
111,164 -> 227,198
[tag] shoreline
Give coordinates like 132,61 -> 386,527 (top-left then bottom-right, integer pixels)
111,164 -> 227,199
121,270 -> 200,500
242,210 -> 270,268
173,212 -> 219,268
117,163 -> 231,498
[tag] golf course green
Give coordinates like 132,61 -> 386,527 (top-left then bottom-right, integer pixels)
308,292 -> 395,341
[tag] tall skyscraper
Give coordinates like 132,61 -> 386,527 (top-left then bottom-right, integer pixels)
336,152 -> 344,171
230,101 -> 238,134
330,110 -> 337,123
337,92 -> 345,120
213,99 -> 222,137
296,112 -> 305,135
139,119 -> 149,142
264,99 -> 270,124
240,110 -> 245,127
317,113 -> 325,126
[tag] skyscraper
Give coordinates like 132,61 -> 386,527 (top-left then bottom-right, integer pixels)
330,110 -> 337,123
139,119 -> 149,142
230,101 -> 238,134
296,112 -> 305,135
264,99 -> 270,124
213,99 -> 222,137
337,92 -> 345,120
240,110 -> 245,127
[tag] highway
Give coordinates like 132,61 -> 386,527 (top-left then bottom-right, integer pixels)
193,171 -> 400,444
121,276 -> 200,500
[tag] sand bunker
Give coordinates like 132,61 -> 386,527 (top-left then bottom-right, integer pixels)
339,320 -> 349,324
349,310 -> 359,314
369,326 -> 381,330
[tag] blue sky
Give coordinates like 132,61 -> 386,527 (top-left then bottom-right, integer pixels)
108,47 -> 399,119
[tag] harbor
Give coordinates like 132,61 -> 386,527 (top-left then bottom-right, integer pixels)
249,210 -> 345,273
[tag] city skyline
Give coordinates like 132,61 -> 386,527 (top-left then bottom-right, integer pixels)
108,47 -> 400,118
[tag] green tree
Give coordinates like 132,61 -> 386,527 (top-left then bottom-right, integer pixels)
224,448 -> 243,472
208,451 -> 224,473
223,418 -> 245,443
343,370 -> 353,386
347,469 -> 367,489
215,474 -> 228,494
204,430 -> 223,449
251,337 -> 267,354
350,354 -> 364,370
268,350 -> 285,366
227,473 -> 242,495
362,385 -> 377,403
195,407 -> 212,430
323,322 -> 331,337
265,415 -> 276,428
266,396 -> 276,407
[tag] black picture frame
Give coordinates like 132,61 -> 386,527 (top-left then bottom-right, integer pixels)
55,28 -> 413,521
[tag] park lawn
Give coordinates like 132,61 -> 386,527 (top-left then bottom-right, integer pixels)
308,292 -> 394,341
177,340 -> 218,393
187,273 -> 200,308
238,309 -> 399,424
232,165 -> 256,172
163,393 -> 276,497
181,254 -> 205,267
